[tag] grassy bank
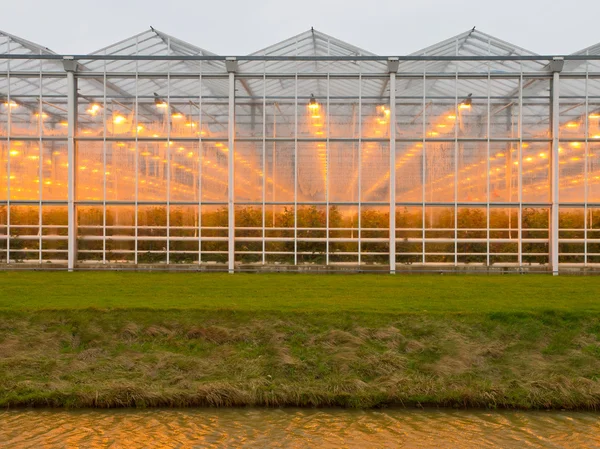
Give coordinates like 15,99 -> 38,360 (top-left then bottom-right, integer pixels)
1,273 -> 600,409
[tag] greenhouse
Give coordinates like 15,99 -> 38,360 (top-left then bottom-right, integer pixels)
0,27 -> 599,273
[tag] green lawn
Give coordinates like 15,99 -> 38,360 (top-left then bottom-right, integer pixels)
2,272 -> 600,409
0,271 -> 598,313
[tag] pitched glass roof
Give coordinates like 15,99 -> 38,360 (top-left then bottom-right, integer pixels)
1,26 -> 599,103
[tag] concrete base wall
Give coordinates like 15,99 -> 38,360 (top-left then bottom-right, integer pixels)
1,263 -> 600,275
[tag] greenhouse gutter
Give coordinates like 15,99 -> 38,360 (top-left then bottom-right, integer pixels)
1,54 -> 600,61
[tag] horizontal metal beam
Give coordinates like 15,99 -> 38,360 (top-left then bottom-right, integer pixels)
9,200 -> 598,207
69,71 -> 559,79
2,54 -> 600,62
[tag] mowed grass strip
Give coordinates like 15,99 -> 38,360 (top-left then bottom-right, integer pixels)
0,272 -> 599,313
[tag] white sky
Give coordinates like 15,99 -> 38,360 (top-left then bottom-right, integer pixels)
2,0 -> 598,55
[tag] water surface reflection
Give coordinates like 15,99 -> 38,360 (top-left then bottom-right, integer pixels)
1,408 -> 599,448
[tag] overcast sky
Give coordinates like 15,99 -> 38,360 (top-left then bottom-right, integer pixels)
2,0 -> 598,56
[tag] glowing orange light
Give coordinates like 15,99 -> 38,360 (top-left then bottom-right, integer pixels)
539,152 -> 547,158
9,150 -> 19,156
308,95 -> 320,112
589,113 -> 600,120
570,142 -> 582,148
459,103 -> 471,110
447,115 -> 456,120
4,101 -> 18,108
87,104 -> 101,115
172,113 -> 184,119
137,125 -> 144,132
113,115 -> 126,124
566,122 -> 579,129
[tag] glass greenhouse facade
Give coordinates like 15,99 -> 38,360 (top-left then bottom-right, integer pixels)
1,27 -> 600,273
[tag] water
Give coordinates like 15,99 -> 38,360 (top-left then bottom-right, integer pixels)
1,408 -> 599,448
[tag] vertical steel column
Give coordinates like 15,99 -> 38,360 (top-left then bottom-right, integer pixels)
486,50 -> 491,268
584,59 -> 589,267
518,71 -> 524,268
5,41 -> 10,264
37,56 -> 43,264
63,57 -> 78,271
388,58 -> 399,274
326,72 -> 330,266
550,58 -> 564,275
198,68 -> 203,265
294,58 -> 298,267
422,63 -> 427,265
134,40 -> 139,265
358,70 -> 362,267
226,58 -> 237,273
454,70 -> 459,267
262,67 -> 266,265
166,38 -> 171,265
326,41 -> 331,267
102,55 -> 107,264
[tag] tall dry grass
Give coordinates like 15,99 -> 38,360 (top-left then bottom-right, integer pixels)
1,310 -> 600,409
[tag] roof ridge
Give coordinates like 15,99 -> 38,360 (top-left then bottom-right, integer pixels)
248,27 -> 378,56
88,28 -> 155,55
150,27 -> 217,56
408,28 -> 539,56
0,28 -> 55,54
